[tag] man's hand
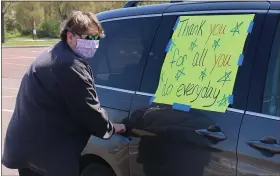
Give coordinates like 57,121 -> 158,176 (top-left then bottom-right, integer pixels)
113,123 -> 126,134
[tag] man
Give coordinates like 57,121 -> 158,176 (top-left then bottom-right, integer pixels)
2,11 -> 126,176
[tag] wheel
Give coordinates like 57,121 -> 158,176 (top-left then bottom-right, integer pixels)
80,163 -> 115,176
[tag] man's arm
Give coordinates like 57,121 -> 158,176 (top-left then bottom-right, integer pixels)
53,59 -> 116,139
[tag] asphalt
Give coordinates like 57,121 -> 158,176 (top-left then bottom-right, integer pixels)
2,47 -> 48,176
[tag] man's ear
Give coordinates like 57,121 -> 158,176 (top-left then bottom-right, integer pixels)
66,31 -> 73,41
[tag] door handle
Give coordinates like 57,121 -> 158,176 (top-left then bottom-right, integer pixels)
121,126 -> 157,138
130,128 -> 157,137
195,125 -> 227,141
247,137 -> 280,154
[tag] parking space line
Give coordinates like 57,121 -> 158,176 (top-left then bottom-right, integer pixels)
3,63 -> 28,67
2,109 -> 14,113
2,87 -> 19,90
3,55 -> 36,59
2,57 -> 35,60
1,96 -> 17,98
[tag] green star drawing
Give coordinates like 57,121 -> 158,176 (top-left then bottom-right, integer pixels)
175,67 -> 185,80
199,68 -> 207,81
212,38 -> 220,51
217,94 -> 228,107
230,22 -> 244,36
189,39 -> 198,51
217,71 -> 232,86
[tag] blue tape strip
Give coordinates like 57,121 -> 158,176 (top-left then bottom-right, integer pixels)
165,39 -> 173,53
172,103 -> 191,112
228,95 -> 234,104
173,17 -> 180,31
115,134 -> 130,143
247,21 -> 254,33
149,96 -> 155,105
238,54 -> 244,66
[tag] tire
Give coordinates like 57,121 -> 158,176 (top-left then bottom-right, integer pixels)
80,163 -> 115,176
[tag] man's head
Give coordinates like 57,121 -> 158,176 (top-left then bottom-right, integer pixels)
60,11 -> 105,52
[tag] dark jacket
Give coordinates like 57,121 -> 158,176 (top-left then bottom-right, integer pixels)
2,41 -> 114,176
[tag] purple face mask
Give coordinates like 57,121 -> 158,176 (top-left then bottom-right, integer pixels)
74,39 -> 99,59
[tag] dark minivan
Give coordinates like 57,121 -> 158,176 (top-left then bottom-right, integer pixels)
79,1 -> 280,176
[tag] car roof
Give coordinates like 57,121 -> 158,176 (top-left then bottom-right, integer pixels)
96,3 -> 172,21
96,1 -> 270,21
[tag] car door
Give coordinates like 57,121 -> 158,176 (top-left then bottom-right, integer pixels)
82,14 -> 162,176
127,2 -> 269,176
237,6 -> 280,176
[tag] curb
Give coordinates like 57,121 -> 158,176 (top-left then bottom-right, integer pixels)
2,45 -> 51,48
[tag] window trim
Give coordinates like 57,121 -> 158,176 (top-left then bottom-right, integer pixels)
270,10 -> 280,14
95,84 -> 245,114
95,84 -> 135,94
245,111 -> 280,120
100,14 -> 162,23
96,84 -> 280,120
163,10 -> 267,16
98,10 -> 268,24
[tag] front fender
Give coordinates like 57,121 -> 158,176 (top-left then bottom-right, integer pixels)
82,135 -> 130,176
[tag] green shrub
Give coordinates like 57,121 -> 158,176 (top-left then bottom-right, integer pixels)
20,29 -> 33,36
37,20 -> 60,38
5,18 -> 21,32
5,29 -> 21,39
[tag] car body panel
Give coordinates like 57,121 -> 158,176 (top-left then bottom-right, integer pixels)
270,1 -> 280,10
81,2 -> 280,176
129,95 -> 241,176
95,86 -> 133,112
237,10 -> 280,176
81,107 -> 130,176
237,115 -> 280,176
127,4 -> 269,176
82,6 -> 164,176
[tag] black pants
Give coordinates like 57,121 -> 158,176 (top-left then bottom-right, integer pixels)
18,168 -> 42,176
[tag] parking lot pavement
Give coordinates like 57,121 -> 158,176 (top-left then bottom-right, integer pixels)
2,47 -> 48,176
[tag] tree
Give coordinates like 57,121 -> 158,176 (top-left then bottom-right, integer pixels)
51,2 -> 96,21
40,2 -> 54,21
92,2 -> 125,13
5,4 -> 20,32
15,2 -> 44,34
2,1 -> 12,43
3,1 -> 157,40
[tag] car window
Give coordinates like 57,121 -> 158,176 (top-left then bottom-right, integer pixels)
262,20 -> 280,117
90,17 -> 161,91
140,14 -> 263,110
